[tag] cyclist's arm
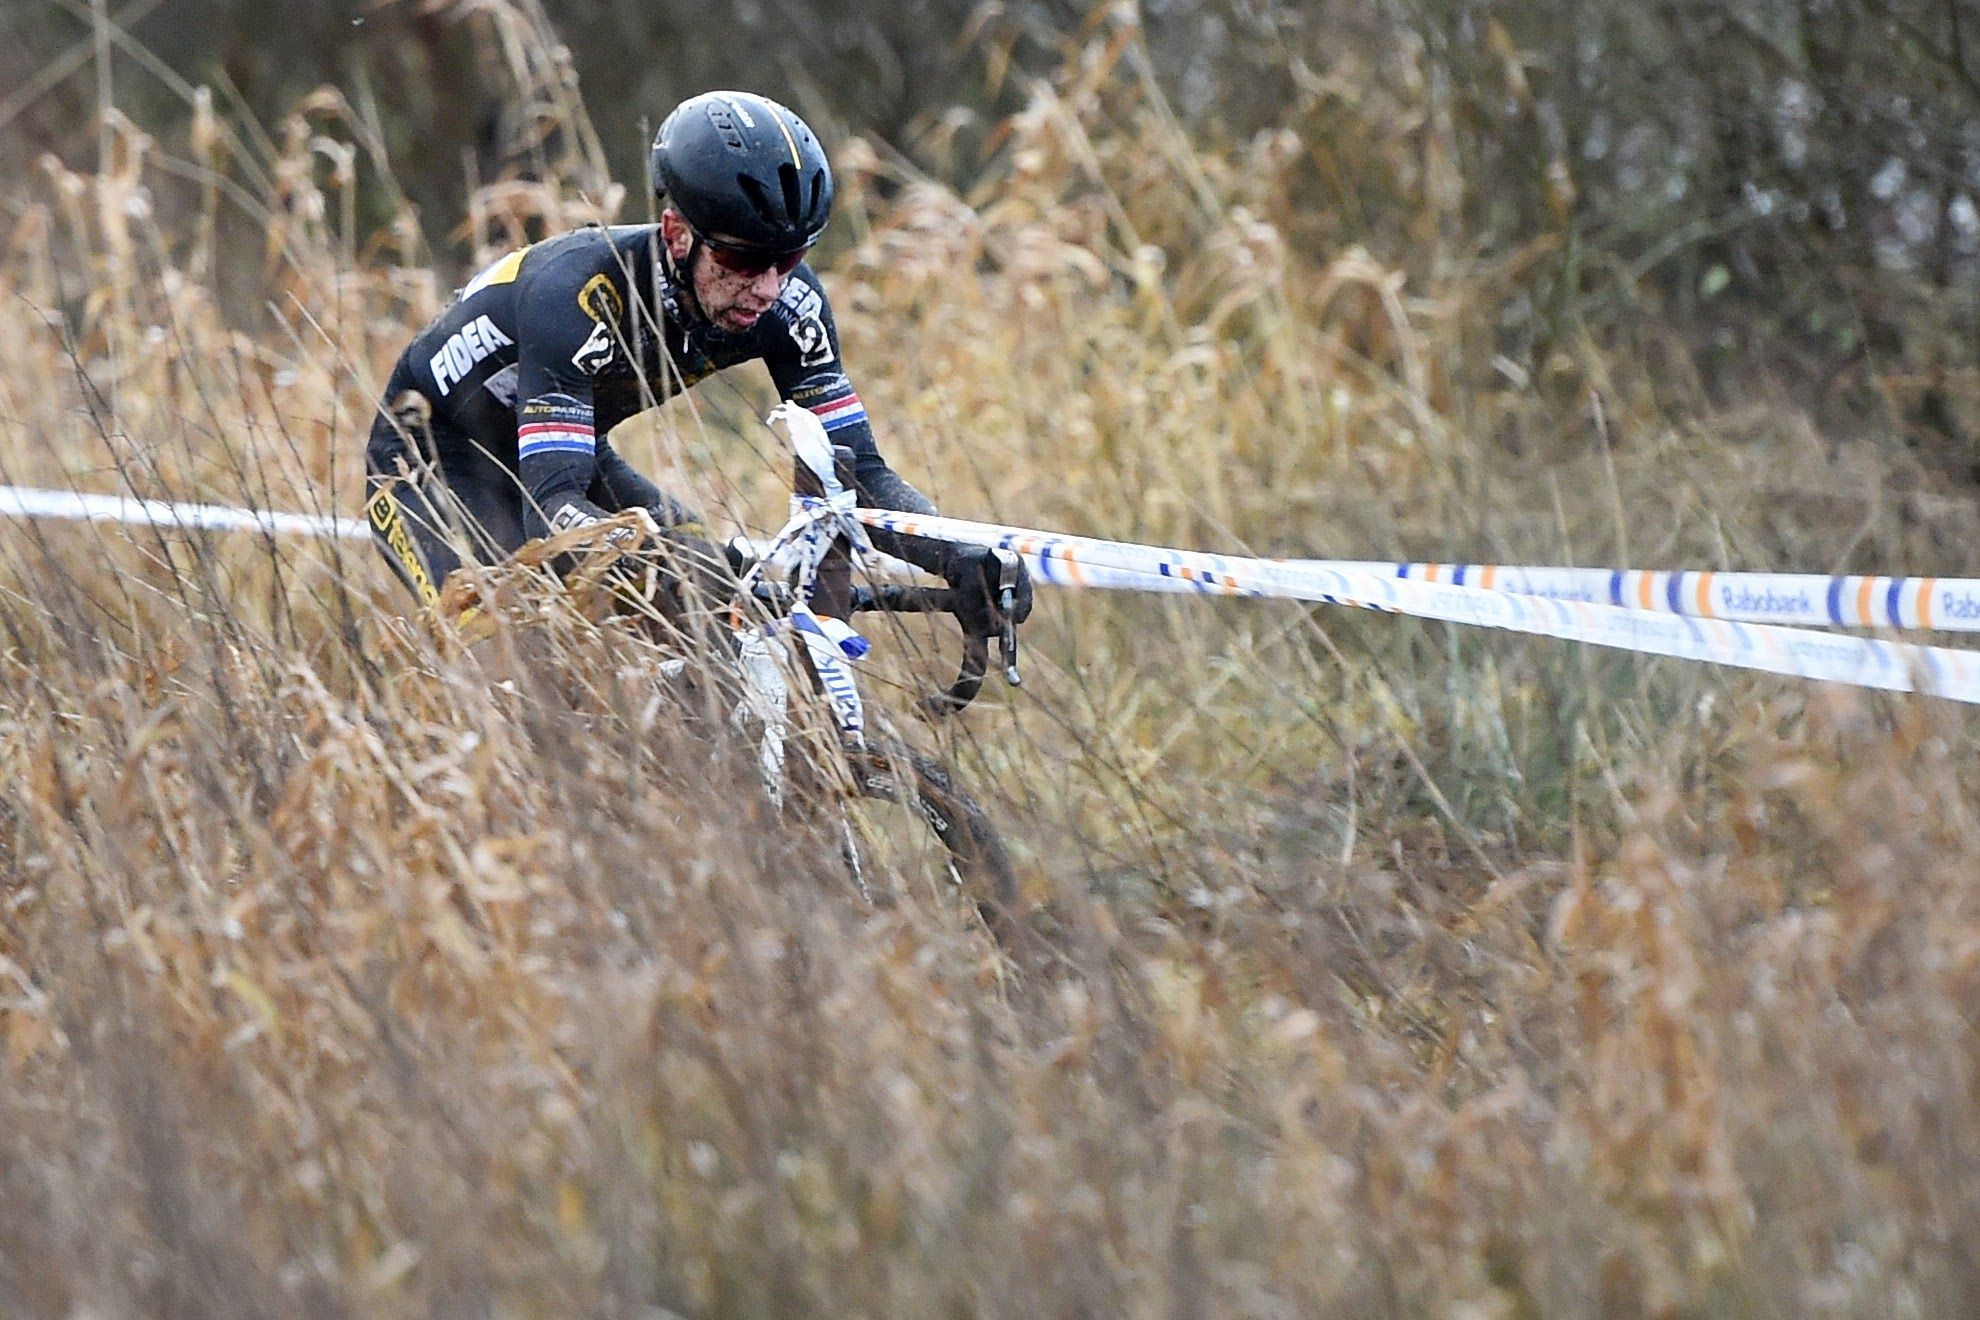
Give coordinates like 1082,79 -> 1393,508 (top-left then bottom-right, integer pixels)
512,388 -> 608,539
589,438 -> 704,532
510,263 -> 631,540
762,270 -> 1033,629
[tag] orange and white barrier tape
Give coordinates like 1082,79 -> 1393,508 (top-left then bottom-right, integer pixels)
858,510 -> 1980,705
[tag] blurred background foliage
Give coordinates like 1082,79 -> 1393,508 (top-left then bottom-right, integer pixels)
6,0 -> 1976,478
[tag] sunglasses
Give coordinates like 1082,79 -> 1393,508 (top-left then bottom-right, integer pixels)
694,230 -> 809,277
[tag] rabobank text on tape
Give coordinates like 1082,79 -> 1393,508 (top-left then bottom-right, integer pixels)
1313,562 -> 1980,633
858,509 -> 1980,706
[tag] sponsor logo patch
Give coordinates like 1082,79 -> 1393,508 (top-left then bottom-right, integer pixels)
548,504 -> 642,549
571,320 -> 616,375
518,394 -> 597,459
577,273 -> 624,324
367,486 -> 439,606
774,280 -> 831,367
775,278 -> 822,321
569,275 -> 625,374
813,654 -> 864,736
791,315 -> 832,368
705,97 -> 754,148
549,505 -> 597,535
429,314 -> 515,396
788,372 -> 850,407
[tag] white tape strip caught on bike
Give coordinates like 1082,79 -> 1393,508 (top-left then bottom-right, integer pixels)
858,509 -> 1980,705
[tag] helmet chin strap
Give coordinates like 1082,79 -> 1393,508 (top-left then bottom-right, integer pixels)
657,222 -> 712,329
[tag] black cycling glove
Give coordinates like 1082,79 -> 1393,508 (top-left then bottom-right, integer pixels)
942,544 -> 1035,638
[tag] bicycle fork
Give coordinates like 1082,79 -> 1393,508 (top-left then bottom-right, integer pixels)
732,629 -> 790,811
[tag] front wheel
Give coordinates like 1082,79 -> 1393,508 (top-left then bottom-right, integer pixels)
846,742 -> 1022,948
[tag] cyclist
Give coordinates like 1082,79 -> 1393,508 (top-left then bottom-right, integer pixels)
363,89 -> 1032,638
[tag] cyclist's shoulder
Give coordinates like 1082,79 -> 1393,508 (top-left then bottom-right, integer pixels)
518,224 -> 657,288
499,225 -> 657,354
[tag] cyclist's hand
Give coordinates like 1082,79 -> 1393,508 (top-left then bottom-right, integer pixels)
944,545 -> 1034,638
613,528 -> 742,618
590,510 -> 667,609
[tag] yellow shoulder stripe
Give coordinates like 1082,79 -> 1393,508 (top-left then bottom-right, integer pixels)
462,246 -> 529,299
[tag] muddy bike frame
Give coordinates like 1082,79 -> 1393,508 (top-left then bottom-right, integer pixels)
684,404 -> 1024,915
736,403 -> 1022,733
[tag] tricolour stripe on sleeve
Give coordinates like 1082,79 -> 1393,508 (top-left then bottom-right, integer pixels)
518,420 -> 596,458
809,394 -> 868,433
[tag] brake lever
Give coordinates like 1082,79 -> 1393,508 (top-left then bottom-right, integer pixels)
992,548 -> 1023,688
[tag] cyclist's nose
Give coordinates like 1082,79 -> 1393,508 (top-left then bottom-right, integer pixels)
747,267 -> 783,302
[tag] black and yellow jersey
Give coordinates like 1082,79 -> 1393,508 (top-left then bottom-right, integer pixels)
380,223 -> 899,544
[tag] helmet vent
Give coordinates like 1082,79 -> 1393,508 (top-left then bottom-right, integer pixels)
778,163 -> 803,225
736,173 -> 781,226
704,103 -> 745,151
808,171 -> 824,220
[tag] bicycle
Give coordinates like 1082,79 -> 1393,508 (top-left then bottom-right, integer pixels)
725,404 -> 1026,944
452,403 -> 1028,946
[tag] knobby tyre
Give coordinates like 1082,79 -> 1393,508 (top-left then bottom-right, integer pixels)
848,741 -> 1022,949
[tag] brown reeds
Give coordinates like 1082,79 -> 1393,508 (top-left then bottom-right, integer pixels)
1,1 -> 1978,1314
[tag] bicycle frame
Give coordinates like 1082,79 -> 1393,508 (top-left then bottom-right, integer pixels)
734,404 -> 879,752
653,403 -> 1028,923
720,404 -> 1019,788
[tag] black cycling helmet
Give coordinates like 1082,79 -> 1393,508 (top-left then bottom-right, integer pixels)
652,91 -> 834,253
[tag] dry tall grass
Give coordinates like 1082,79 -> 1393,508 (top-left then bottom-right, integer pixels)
3,4 -> 1979,1315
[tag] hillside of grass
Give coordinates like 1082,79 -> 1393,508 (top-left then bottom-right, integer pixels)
3,4 -> 1980,1314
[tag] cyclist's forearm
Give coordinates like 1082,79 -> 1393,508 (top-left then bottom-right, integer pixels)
780,374 -> 955,575
517,392 -> 608,539
588,437 -> 663,510
588,440 -> 706,532
857,464 -> 935,518
520,451 -> 607,539
856,468 -> 956,576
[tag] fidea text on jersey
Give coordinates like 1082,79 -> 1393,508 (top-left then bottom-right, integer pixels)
429,315 -> 515,396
